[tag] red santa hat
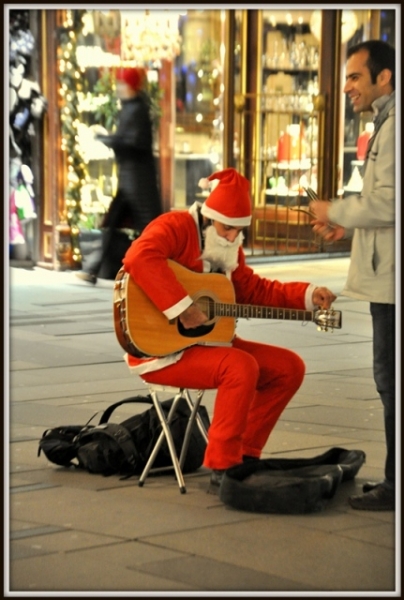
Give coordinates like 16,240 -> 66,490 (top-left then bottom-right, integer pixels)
116,67 -> 146,92
201,168 -> 252,227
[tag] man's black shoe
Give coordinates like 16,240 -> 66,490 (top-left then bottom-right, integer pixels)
349,485 -> 395,511
362,481 -> 382,493
207,469 -> 226,495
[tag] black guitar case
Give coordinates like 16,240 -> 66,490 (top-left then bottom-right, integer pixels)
219,447 -> 366,514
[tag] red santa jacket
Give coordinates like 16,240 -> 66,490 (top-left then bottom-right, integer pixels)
122,205 -> 312,373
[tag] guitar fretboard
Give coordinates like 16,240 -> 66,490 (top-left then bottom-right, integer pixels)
214,303 -> 313,322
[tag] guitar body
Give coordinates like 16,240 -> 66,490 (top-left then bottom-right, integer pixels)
114,260 -> 236,358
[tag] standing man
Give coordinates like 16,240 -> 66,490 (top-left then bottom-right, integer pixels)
310,40 -> 395,511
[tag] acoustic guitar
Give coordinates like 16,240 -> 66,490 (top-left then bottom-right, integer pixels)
113,260 -> 342,358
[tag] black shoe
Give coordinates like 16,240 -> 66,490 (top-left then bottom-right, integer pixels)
349,485 -> 395,511
76,271 -> 97,284
362,481 -> 382,493
207,469 -> 226,495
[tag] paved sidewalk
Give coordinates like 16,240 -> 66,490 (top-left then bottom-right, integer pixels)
6,257 -> 398,595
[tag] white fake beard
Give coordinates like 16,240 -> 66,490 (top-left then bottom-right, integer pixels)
201,225 -> 243,273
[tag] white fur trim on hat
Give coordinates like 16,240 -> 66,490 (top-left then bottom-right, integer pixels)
201,204 -> 251,226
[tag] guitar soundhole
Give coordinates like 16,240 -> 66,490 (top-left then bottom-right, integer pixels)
177,320 -> 215,338
177,295 -> 215,338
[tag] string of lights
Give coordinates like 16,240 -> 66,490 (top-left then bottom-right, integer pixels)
57,9 -> 88,264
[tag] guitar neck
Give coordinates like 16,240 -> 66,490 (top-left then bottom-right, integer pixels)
214,303 -> 314,322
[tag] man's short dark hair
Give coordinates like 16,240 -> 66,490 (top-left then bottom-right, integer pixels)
347,40 -> 395,89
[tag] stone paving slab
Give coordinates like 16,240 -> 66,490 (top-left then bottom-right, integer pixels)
9,543 -> 195,592
10,484 -> 259,540
300,375 -> 378,402
339,521 -> 396,549
280,403 -> 383,430
139,516 -> 395,592
11,362 -> 133,388
132,554 -> 316,592
11,529 -> 124,560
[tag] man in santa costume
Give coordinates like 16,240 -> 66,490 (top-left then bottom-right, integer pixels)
122,168 -> 337,494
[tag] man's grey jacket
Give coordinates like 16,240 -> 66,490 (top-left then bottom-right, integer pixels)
329,92 -> 395,304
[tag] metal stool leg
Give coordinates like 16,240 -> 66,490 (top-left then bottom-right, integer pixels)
138,390 -> 187,493
179,390 -> 208,470
138,385 -> 209,494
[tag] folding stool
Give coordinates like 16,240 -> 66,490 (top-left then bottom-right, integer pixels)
139,382 -> 209,493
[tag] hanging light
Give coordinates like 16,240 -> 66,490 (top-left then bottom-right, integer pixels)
75,12 -> 121,68
120,9 -> 182,64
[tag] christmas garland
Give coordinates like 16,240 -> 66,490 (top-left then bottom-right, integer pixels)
57,9 -> 88,265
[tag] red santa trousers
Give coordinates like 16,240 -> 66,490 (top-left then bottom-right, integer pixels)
141,336 -> 306,470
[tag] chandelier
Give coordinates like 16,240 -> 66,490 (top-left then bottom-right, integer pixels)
121,10 -> 182,64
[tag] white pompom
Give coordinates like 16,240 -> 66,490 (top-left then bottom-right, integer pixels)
198,177 -> 210,190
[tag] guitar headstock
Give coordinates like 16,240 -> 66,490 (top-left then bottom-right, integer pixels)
314,307 -> 342,332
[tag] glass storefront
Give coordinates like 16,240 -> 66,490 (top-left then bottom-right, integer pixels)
7,8 -> 397,267
57,9 -> 226,242
173,11 -> 225,208
231,8 -> 396,257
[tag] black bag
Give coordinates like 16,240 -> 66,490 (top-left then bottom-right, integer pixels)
219,447 -> 366,514
38,395 -> 210,479
37,425 -> 93,468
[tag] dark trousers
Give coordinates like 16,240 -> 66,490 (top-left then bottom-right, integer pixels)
84,193 -> 137,279
84,228 -> 134,280
370,302 -> 395,489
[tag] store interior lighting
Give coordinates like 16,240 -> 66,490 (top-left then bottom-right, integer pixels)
121,9 -> 183,64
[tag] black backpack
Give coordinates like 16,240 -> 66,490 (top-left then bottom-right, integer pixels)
38,395 -> 210,479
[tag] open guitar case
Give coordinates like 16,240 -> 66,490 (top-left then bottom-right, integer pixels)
219,447 -> 366,514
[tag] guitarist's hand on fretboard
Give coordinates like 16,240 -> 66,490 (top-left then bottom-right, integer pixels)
179,304 -> 209,329
312,286 -> 337,309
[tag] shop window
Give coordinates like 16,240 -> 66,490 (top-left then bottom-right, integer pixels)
173,10 -> 225,208
234,10 -> 322,256
380,10 -> 395,46
60,9 -> 172,240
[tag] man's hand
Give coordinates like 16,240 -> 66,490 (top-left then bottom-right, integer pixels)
179,304 -> 209,329
311,219 -> 346,242
309,200 -> 331,222
309,200 -> 345,242
312,287 -> 337,309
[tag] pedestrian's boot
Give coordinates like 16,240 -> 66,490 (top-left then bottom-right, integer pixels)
76,271 -> 97,285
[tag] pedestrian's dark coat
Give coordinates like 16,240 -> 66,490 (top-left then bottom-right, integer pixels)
99,91 -> 162,232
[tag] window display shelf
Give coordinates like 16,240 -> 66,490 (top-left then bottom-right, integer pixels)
263,67 -> 319,74
271,159 -> 312,170
257,17 -> 320,204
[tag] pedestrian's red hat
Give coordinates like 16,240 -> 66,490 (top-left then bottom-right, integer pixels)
116,67 -> 146,92
201,168 -> 252,227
